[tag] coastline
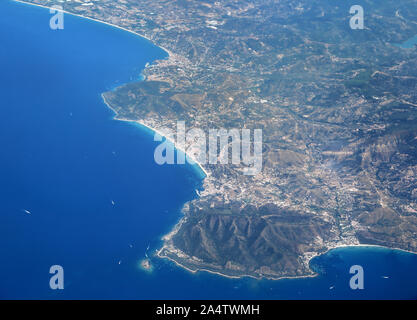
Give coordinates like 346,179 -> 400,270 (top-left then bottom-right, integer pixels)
13,0 -> 417,283
157,235 -> 417,281
156,247 -> 318,281
12,0 -> 212,276
12,0 -> 208,178
101,94 -> 209,178
308,243 -> 417,262
12,0 -> 172,57
10,0 -> 314,283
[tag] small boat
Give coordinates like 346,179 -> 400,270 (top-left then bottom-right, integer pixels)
329,286 -> 335,290
23,209 -> 31,215
145,244 -> 150,258
111,200 -> 115,206
382,276 -> 389,279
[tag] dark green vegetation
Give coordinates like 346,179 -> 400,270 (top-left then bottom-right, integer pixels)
24,0 -> 417,278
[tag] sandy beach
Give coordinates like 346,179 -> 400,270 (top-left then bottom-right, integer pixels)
13,0 -> 172,57
101,94 -> 209,178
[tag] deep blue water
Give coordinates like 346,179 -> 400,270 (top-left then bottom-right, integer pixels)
1,0 -> 417,300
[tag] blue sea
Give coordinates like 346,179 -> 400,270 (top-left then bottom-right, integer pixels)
1,0 -> 417,300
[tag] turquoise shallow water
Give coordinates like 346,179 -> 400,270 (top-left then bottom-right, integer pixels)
1,0 -> 417,299
396,34 -> 417,48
